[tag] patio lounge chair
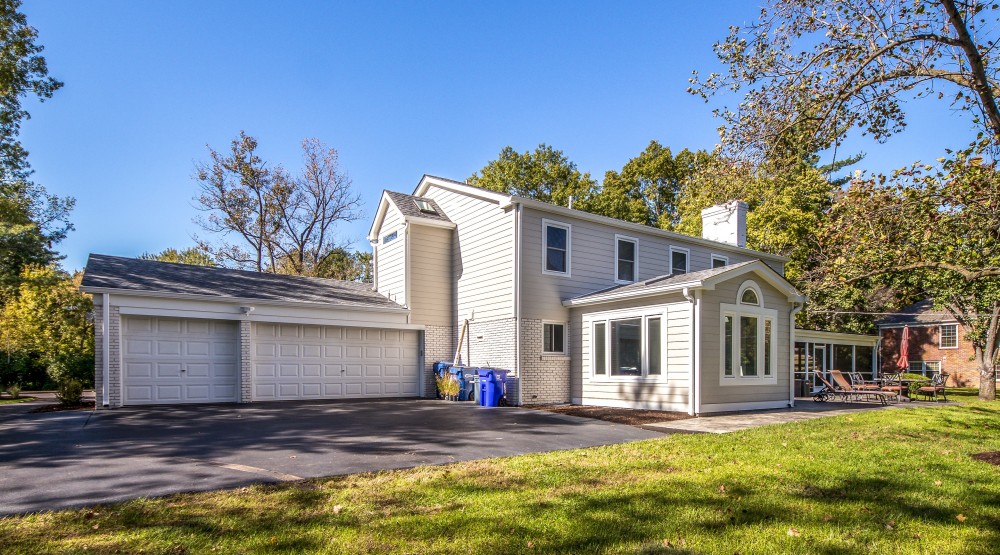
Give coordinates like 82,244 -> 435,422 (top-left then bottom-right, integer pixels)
917,372 -> 949,402
848,371 -> 882,392
829,370 -> 899,405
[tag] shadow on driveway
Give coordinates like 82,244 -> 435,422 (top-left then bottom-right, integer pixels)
0,399 -> 662,515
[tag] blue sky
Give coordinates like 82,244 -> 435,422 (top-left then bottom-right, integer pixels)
20,1 -> 974,271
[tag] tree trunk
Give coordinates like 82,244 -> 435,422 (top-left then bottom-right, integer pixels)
974,346 -> 997,400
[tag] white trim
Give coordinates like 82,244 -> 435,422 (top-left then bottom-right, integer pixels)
614,234 -> 638,284
719,296 -> 779,385
711,254 -> 729,268
413,174 -> 511,204
579,397 -> 689,412
939,324 -> 958,349
102,293 -> 110,407
115,306 -> 427,329
789,302 -> 803,408
403,216 -> 456,230
542,320 -> 568,355
699,400 -> 791,413
515,203 -> 523,406
80,287 -> 410,313
737,279 -> 763,306
541,219 -> 572,277
692,289 -> 702,415
669,246 -> 690,275
795,328 -> 879,347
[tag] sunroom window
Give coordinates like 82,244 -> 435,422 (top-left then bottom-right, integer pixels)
721,281 -> 777,384
591,314 -> 663,378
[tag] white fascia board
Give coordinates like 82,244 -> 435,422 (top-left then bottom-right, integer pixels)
413,175 -> 511,205
795,328 -> 879,346
404,216 -> 456,230
562,279 -> 704,307
367,191 -> 394,241
510,196 -> 789,263
701,261 -> 805,302
79,286 -> 410,314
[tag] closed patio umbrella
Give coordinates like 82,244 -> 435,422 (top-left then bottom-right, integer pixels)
896,325 -> 910,371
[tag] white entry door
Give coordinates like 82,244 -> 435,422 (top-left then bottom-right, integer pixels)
252,323 -> 420,401
121,317 -> 239,405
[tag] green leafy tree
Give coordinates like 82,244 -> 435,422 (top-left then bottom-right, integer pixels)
690,0 -> 1000,156
591,142 -> 712,228
468,144 -> 598,207
0,0 -> 71,301
817,154 -> 1000,400
309,247 -> 372,282
139,247 -> 216,267
0,266 -> 93,387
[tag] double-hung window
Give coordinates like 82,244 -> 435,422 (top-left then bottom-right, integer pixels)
711,254 -> 728,269
591,313 -> 662,378
670,246 -> 689,275
939,324 -> 958,349
720,281 -> 777,385
615,235 -> 637,283
542,220 -> 571,275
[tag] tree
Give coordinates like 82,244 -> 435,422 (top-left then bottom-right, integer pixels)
468,144 -> 598,207
816,154 -> 1000,400
689,0 -> 1000,157
139,247 -> 216,267
0,266 -> 93,387
194,134 -> 361,275
310,248 -> 372,282
0,0 -> 72,301
591,142 -> 711,227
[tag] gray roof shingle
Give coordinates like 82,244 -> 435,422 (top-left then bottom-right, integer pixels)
567,261 -> 759,304
81,254 -> 403,309
876,300 -> 956,326
384,191 -> 451,223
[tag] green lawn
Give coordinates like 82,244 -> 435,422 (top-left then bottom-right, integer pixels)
2,391 -> 999,554
0,396 -> 35,404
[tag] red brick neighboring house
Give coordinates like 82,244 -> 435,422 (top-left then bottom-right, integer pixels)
876,300 -> 984,387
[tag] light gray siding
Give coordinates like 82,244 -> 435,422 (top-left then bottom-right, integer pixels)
407,225 -> 454,327
571,293 -> 691,411
520,206 -> 775,324
699,276 -> 792,408
375,206 -> 406,306
423,185 -> 515,322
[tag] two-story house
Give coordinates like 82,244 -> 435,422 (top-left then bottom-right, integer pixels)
369,175 -> 805,414
83,174 -> 807,415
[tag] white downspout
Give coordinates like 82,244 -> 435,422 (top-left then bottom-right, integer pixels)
102,293 -> 110,407
514,202 -> 523,406
683,287 -> 700,416
370,240 -> 379,292
789,301 -> 804,407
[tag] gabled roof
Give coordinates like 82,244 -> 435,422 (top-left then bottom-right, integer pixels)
367,189 -> 456,241
411,174 -> 789,263
80,254 -> 405,310
563,260 -> 804,307
876,300 -> 957,327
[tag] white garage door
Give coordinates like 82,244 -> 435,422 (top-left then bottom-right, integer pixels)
252,323 -> 420,401
122,317 -> 239,405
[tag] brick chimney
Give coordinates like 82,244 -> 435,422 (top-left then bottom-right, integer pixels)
701,201 -> 747,248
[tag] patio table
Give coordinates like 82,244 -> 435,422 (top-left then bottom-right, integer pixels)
879,377 -> 926,401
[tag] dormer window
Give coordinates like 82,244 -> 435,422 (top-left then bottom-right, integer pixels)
414,199 -> 437,214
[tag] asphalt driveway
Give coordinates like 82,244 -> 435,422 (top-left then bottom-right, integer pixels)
0,399 -> 662,515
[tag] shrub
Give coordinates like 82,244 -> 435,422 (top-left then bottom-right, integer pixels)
55,379 -> 83,406
7,384 -> 21,399
435,374 -> 460,399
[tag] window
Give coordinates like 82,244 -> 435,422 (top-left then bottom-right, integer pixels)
543,323 -> 566,354
593,323 -> 606,375
615,236 -> 637,283
940,324 -> 958,349
670,246 -> 689,275
382,230 -> 398,244
910,361 -> 941,375
542,220 -> 571,275
591,313 -> 664,379
711,254 -> 728,269
721,280 -> 777,384
413,199 -> 437,214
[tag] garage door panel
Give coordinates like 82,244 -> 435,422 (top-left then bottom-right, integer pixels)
302,364 -> 321,377
255,363 -> 276,377
279,364 -> 299,377
302,326 -> 321,339
364,382 -> 382,395
279,325 -> 299,338
302,344 -> 321,357
401,382 -> 418,395
324,345 -> 342,357
279,344 -> 300,357
384,365 -> 400,377
123,317 -> 239,405
278,383 -> 299,397
323,383 -> 343,396
256,343 -> 276,357
345,346 -> 363,358
301,383 -> 321,396
364,365 -> 381,377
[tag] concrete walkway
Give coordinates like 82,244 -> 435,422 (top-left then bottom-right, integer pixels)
644,398 -> 953,434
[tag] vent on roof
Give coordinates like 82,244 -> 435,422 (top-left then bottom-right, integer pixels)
414,199 -> 437,214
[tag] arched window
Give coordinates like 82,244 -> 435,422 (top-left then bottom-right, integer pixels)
737,281 -> 762,306
721,280 -> 777,384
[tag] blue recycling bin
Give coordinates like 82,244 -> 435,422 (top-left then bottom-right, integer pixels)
478,369 -> 498,407
449,367 -> 468,400
433,361 -> 453,399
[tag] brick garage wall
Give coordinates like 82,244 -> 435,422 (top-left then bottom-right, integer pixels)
239,320 -> 252,402
94,303 -> 122,409
519,318 -> 571,405
461,318 -> 519,403
880,325 -> 983,387
424,325 -> 454,398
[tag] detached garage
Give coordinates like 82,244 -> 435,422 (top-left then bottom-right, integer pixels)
81,254 -> 423,408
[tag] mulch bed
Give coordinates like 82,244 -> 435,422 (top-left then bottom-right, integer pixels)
27,400 -> 96,413
971,451 -> 1000,466
527,404 -> 692,426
